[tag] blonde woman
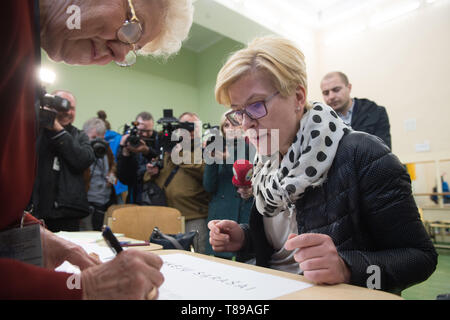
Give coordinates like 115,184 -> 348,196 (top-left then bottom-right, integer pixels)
208,36 -> 437,294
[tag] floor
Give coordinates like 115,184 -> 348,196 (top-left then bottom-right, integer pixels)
402,248 -> 450,300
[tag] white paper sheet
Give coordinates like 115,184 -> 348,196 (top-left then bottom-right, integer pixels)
158,253 -> 312,300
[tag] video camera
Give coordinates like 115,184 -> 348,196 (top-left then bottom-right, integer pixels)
157,109 -> 195,153
38,86 -> 71,129
122,120 -> 160,161
122,121 -> 141,148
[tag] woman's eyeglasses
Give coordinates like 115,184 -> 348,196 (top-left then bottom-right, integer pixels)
115,0 -> 142,67
225,91 -> 279,126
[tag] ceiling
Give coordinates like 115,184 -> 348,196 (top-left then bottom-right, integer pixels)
182,23 -> 224,53
184,0 -> 441,52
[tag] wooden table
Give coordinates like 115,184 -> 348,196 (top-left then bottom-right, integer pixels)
155,250 -> 403,300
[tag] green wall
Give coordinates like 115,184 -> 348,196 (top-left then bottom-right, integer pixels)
41,36 -> 242,133
197,38 -> 244,126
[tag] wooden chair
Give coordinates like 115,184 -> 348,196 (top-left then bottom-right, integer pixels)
103,204 -> 138,227
109,206 -> 185,241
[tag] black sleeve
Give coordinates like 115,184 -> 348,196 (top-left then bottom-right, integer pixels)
50,129 -> 95,173
374,106 -> 391,149
116,147 -> 138,186
338,134 -> 437,293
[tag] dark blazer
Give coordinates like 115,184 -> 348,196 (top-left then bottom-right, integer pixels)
351,98 -> 391,149
240,131 -> 437,295
32,124 -> 95,219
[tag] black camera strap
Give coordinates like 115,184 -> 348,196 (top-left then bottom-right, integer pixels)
163,166 -> 179,188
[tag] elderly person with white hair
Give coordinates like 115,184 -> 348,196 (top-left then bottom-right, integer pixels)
0,0 -> 193,299
81,117 -> 118,232
208,36 -> 437,295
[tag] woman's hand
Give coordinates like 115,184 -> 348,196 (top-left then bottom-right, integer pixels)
208,220 -> 245,252
81,250 -> 164,300
284,233 -> 351,285
237,186 -> 253,199
41,227 -> 101,270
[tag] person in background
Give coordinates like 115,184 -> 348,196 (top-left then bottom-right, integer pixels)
117,111 -> 161,204
81,117 -> 117,231
203,114 -> 255,261
1,0 -> 193,299
97,110 -> 128,203
431,174 -> 450,205
32,90 -> 95,232
209,36 -> 437,295
320,71 -> 392,149
145,112 -> 211,253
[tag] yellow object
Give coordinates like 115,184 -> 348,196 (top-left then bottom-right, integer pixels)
110,206 -> 185,241
406,163 -> 416,180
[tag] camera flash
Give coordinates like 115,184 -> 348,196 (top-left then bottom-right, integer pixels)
39,67 -> 56,84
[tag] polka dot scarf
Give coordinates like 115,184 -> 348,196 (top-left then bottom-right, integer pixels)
253,102 -> 349,218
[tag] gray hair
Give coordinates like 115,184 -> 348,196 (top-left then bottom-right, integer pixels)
83,117 -> 106,136
139,0 -> 194,58
136,111 -> 154,122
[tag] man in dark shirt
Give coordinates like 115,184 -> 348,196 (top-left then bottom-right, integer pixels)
321,71 -> 392,149
32,90 -> 94,232
117,111 -> 161,204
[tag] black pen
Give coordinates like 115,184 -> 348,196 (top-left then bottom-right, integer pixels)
102,225 -> 123,255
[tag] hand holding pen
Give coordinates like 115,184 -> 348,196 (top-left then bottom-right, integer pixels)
79,226 -> 164,299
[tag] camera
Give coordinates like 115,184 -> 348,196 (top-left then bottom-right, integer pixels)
157,109 -> 195,153
203,123 -> 226,152
123,121 -> 141,148
122,121 -> 160,161
90,138 -> 108,158
38,86 -> 71,129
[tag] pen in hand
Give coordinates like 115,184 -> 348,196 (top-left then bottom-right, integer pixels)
102,225 -> 123,255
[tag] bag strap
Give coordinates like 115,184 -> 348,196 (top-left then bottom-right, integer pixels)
163,166 -> 179,188
153,227 -> 184,250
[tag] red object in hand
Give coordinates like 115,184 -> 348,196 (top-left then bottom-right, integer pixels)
232,160 -> 253,187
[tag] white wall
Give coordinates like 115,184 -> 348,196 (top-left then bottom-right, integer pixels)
312,0 -> 450,162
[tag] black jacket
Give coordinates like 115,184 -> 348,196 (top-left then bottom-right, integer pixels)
32,124 -> 95,219
116,149 -> 150,204
351,98 -> 391,149
241,131 -> 437,295
116,130 -> 160,204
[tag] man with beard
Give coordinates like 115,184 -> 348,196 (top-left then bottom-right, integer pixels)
31,90 -> 95,232
320,71 -> 391,149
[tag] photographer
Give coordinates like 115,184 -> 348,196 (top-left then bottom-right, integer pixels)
117,112 -> 161,204
81,117 -> 117,231
1,0 -> 193,300
144,112 -> 211,253
31,90 -> 95,232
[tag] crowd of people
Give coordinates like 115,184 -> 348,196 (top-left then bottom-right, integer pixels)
0,0 -> 438,300
31,101 -> 257,256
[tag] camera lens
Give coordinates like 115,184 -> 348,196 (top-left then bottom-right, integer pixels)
91,139 -> 107,158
